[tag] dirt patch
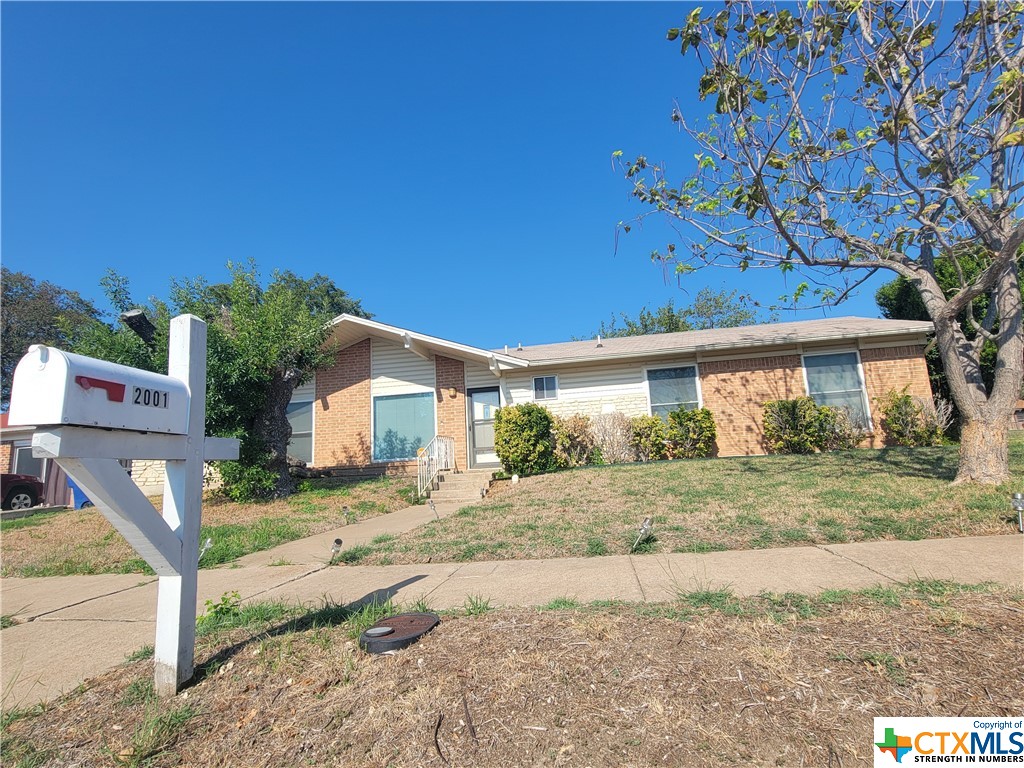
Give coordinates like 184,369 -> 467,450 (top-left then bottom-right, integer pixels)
5,589 -> 1022,767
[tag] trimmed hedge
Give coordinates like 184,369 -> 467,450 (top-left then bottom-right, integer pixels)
494,403 -> 557,476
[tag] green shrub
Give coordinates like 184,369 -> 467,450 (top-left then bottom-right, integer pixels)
217,458 -> 278,502
666,407 -> 717,459
629,415 -> 668,462
494,403 -> 557,476
815,406 -> 862,451
763,397 -> 822,454
551,414 -> 597,468
763,397 -> 863,454
878,388 -> 946,446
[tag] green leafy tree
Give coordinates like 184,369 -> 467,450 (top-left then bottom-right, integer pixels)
876,247 -> 1003,412
591,288 -> 766,338
595,298 -> 691,338
685,287 -> 768,330
1,268 -> 100,407
620,2 -> 1024,484
74,264 -> 369,499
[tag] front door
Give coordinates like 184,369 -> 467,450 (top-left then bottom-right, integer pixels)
468,387 -> 500,468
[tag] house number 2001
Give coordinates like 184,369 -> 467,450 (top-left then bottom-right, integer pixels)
133,386 -> 169,409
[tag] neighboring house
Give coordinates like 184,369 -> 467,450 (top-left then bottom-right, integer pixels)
287,315 -> 935,474
0,413 -> 73,506
1,414 -> 190,501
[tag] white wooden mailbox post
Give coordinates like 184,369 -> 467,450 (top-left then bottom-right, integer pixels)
8,314 -> 239,697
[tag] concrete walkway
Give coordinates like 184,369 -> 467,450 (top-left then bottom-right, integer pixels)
234,501 -> 464,566
2,519 -> 1021,708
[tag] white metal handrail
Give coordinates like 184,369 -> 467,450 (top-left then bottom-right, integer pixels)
417,435 -> 455,498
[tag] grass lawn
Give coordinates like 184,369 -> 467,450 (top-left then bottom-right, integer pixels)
0,476 -> 417,578
349,436 -> 1024,565
4,437 -> 1021,576
4,581 -> 1021,766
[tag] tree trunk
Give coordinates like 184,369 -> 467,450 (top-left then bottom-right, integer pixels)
926,260 -> 1022,486
252,371 -> 298,498
954,417 -> 1010,485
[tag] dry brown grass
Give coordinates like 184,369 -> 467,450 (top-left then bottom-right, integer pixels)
356,444 -> 1023,565
1,476 -> 416,577
4,586 -> 1022,767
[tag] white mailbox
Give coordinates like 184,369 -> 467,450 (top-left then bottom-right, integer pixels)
9,346 -> 190,434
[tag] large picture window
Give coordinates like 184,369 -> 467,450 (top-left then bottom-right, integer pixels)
373,392 -> 435,462
648,366 -> 699,420
804,351 -> 870,428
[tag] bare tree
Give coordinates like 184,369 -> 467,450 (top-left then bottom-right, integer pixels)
621,1 -> 1024,483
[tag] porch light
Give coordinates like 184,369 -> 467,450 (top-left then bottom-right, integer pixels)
447,387 -> 457,399
1012,493 -> 1024,533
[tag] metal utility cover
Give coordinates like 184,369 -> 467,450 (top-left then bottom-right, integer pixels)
358,612 -> 440,654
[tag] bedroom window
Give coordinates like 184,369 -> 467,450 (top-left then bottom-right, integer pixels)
286,401 -> 314,464
803,351 -> 871,428
647,366 -> 699,420
373,392 -> 435,461
533,375 -> 558,401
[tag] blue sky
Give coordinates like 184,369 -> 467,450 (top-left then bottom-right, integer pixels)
2,2 -> 890,349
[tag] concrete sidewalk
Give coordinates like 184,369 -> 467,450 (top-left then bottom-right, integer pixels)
2,533 -> 1021,708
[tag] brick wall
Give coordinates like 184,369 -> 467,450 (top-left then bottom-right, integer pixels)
699,355 -> 807,456
435,356 -> 468,470
315,339 -> 373,467
0,442 -> 12,472
860,344 -> 934,445
308,340 -> 934,467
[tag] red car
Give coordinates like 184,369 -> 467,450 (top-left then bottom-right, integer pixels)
1,473 -> 45,511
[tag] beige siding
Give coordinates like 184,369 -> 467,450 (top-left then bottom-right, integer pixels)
506,361 -> 690,417
465,362 -> 498,394
370,340 -> 435,397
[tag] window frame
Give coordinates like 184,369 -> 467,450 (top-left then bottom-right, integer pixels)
801,349 -> 873,431
286,374 -> 316,466
533,375 -> 558,402
12,441 -> 45,480
644,363 -> 702,420
371,390 -> 437,463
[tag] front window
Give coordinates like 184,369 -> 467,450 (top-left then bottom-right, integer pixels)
533,376 -> 558,401
373,392 -> 435,461
286,401 -> 313,464
804,351 -> 870,428
648,366 -> 699,420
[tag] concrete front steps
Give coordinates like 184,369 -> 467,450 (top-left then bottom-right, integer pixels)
429,469 -> 496,505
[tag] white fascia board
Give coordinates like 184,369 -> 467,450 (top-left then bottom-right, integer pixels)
328,314 -> 528,369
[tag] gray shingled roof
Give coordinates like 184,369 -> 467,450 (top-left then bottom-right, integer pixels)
496,317 -> 933,364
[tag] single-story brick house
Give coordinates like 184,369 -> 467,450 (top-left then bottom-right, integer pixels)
286,314 -> 935,474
